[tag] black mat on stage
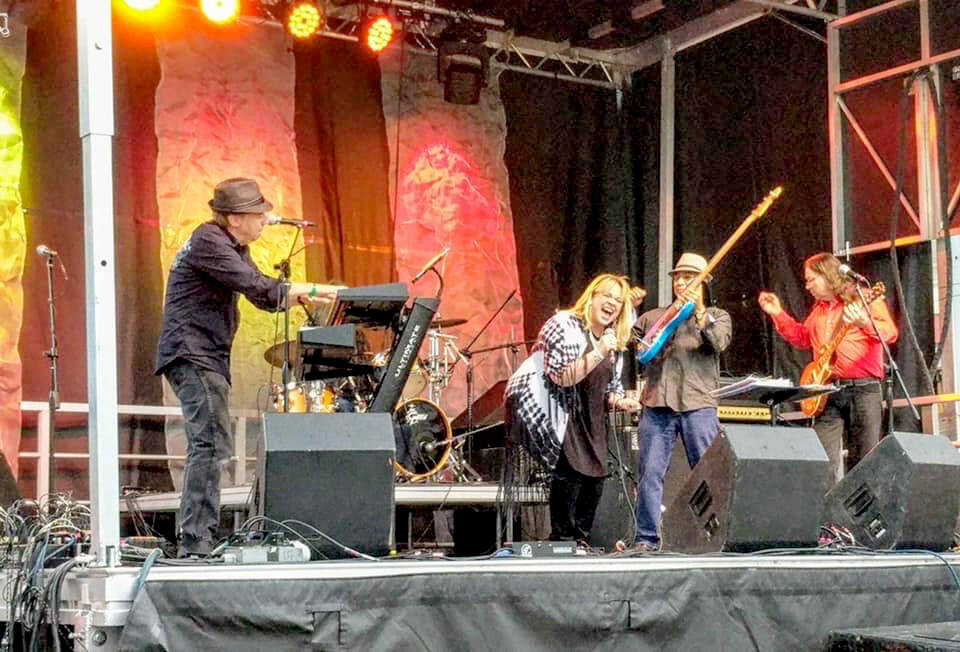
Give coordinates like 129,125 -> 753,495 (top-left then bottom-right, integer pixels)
120,554 -> 960,650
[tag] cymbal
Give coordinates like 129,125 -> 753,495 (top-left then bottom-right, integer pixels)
431,317 -> 468,328
264,341 -> 299,368
470,339 -> 537,355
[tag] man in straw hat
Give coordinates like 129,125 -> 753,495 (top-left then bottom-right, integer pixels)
630,252 -> 732,553
156,177 -> 340,558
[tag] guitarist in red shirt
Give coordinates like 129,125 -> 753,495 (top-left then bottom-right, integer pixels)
758,252 -> 898,488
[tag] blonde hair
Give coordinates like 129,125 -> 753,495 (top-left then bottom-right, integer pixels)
570,274 -> 634,351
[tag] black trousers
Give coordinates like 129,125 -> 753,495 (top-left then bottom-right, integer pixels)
549,450 -> 605,542
815,382 -> 883,490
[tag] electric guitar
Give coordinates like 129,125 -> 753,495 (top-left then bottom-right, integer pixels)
799,282 -> 886,417
636,186 -> 783,364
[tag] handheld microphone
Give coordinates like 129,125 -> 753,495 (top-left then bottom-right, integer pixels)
412,247 -> 450,283
36,244 -> 58,257
266,214 -> 317,228
602,327 -> 616,362
838,263 -> 869,284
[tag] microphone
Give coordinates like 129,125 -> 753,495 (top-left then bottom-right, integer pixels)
266,214 -> 317,228
602,327 -> 616,362
36,244 -> 58,257
412,247 -> 450,283
838,263 -> 869,284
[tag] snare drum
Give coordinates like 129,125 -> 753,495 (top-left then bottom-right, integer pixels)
393,398 -> 452,482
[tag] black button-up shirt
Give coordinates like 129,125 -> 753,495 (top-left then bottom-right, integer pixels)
155,222 -> 284,383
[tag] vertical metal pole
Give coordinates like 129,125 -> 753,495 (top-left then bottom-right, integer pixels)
827,21 -> 845,252
77,0 -> 120,562
658,39 -> 676,305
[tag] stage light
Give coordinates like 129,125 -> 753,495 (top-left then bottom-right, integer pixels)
287,1 -> 324,39
364,16 -> 394,53
121,0 -> 162,9
437,23 -> 488,105
200,0 -> 240,25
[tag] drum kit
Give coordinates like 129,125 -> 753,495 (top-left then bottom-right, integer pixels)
263,316 -> 516,482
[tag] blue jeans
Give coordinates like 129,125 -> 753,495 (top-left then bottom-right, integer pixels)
164,360 -> 232,548
634,407 -> 719,545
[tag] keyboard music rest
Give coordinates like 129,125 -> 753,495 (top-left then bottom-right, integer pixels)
328,282 -> 409,326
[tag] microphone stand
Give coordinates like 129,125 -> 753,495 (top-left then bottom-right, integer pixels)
42,253 -> 60,495
456,289 -> 517,435
852,281 -> 919,430
273,228 -> 303,412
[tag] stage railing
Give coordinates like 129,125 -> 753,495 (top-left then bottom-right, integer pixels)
19,400 -> 259,499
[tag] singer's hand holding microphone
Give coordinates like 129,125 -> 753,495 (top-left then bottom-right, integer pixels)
597,328 -> 618,363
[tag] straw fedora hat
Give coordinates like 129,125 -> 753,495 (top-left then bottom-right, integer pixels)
669,252 -> 712,282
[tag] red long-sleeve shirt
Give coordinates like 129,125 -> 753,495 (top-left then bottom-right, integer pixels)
770,297 -> 899,380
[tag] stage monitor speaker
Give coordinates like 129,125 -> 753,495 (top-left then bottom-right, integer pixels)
662,424 -> 829,553
258,413 -> 395,559
822,432 -> 960,551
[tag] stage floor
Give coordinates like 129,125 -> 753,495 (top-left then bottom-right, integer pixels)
41,550 -> 960,651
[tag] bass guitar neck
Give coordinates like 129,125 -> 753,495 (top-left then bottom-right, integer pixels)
636,186 -> 783,364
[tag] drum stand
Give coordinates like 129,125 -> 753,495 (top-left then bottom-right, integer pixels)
418,329 -> 484,482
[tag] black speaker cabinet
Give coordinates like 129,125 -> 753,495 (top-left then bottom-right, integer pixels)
662,425 -> 829,553
258,413 -> 395,559
822,432 -> 960,551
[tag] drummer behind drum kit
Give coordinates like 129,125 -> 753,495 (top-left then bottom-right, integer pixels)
264,316 -> 478,482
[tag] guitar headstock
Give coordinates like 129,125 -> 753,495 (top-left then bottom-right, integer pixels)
866,281 -> 885,303
746,186 -> 784,224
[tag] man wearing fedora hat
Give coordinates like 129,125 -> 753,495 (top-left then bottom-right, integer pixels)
630,252 -> 732,553
156,177 -> 339,558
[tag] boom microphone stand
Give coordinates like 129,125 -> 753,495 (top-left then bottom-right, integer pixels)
851,279 -> 919,430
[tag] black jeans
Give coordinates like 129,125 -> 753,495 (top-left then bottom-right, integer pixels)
815,382 -> 883,490
165,360 -> 232,548
549,450 -> 605,542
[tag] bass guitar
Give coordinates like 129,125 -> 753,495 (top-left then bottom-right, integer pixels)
799,282 -> 886,417
637,186 -> 783,364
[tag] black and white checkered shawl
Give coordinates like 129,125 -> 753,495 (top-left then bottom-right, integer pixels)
506,311 -> 624,471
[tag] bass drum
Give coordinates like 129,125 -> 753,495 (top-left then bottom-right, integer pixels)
393,398 -> 452,482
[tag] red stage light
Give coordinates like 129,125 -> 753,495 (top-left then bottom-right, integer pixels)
287,2 -> 323,39
364,16 -> 394,53
200,0 -> 240,25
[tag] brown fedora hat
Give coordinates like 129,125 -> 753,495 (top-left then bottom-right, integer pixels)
208,177 -> 274,214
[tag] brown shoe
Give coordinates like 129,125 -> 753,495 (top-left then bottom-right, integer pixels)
633,541 -> 659,554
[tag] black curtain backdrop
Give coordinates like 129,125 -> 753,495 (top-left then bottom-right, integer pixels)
500,72 -> 647,340
294,39 -> 395,287
673,17 -> 833,379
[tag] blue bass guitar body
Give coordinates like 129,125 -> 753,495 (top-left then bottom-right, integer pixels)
636,301 -> 696,364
